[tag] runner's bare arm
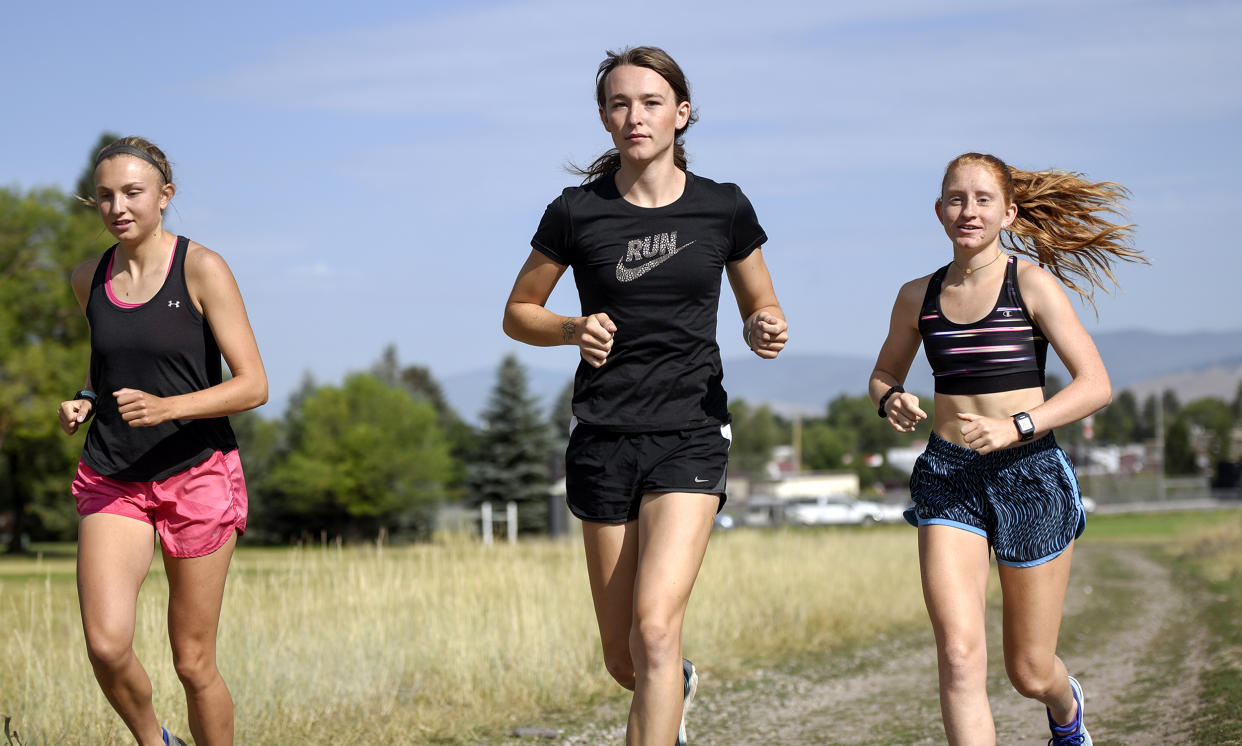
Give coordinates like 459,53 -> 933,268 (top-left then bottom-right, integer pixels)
726,248 -> 787,359
114,244 -> 267,428
1012,262 -> 1111,435
504,249 -> 616,367
868,278 -> 929,432
58,258 -> 104,434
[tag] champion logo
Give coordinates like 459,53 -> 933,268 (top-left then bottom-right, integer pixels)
616,231 -> 695,282
1002,310 -> 1013,318
168,300 -> 181,308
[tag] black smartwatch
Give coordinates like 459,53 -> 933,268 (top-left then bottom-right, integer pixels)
1012,412 -> 1036,441
877,385 -> 904,418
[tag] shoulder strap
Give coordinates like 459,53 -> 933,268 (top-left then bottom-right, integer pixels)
90,245 -> 117,291
1001,254 -> 1021,306
920,263 -> 951,315
168,235 -> 191,294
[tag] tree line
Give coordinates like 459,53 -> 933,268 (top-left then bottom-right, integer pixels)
728,374 -> 1242,489
3,179 -> 1240,552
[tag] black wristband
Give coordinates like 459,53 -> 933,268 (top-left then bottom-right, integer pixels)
74,389 -> 98,421
877,385 -> 904,418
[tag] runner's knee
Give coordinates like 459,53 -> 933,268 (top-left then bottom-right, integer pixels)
84,633 -> 135,673
629,614 -> 681,669
602,650 -> 636,689
171,640 -> 219,692
82,619 -> 137,673
1005,655 -> 1057,700
936,634 -> 986,685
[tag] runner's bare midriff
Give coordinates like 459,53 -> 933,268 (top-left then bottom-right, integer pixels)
933,386 -> 1046,449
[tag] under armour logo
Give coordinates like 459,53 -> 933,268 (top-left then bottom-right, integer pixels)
168,300 -> 181,308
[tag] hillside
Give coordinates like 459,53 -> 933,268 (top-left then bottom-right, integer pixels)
443,329 -> 1242,421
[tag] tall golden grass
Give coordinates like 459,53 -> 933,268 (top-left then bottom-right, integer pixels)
0,526 -> 923,744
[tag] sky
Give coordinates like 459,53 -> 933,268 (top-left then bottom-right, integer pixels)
3,0 -> 1239,416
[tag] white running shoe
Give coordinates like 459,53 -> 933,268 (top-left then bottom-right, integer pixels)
1046,676 -> 1092,746
676,658 -> 698,746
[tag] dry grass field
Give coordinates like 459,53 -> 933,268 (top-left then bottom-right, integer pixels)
0,525 -> 924,744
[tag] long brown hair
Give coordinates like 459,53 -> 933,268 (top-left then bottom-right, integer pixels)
942,153 -> 1146,309
569,46 -> 698,184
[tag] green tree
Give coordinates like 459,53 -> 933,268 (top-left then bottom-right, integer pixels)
465,354 -> 552,534
1181,397 -> 1235,466
824,394 -> 911,488
0,186 -> 111,552
1094,389 -> 1140,444
371,345 -> 476,495
1164,417 -> 1198,475
229,409 -> 284,542
1162,389 -> 1181,419
548,378 -> 575,480
800,421 -> 852,471
74,132 -> 121,207
825,394 -> 904,455
1233,379 -> 1242,422
727,398 -> 787,477
551,378 -> 575,440
1137,393 -> 1159,442
266,373 -> 452,539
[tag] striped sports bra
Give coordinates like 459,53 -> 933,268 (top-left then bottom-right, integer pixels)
919,255 -> 1048,395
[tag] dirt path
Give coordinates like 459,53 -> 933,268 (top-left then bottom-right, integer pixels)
544,541 -> 1213,745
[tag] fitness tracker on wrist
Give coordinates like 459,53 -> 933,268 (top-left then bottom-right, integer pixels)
1012,412 -> 1036,441
877,385 -> 905,418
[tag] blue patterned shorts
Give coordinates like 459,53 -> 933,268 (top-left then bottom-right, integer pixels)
906,432 -> 1086,567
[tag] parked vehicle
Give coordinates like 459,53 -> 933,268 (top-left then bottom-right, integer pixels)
786,495 -> 904,526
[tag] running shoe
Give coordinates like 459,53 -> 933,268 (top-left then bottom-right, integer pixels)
676,657 -> 698,746
1046,676 -> 1091,745
163,727 -> 188,746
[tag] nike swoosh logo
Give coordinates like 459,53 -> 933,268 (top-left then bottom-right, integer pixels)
694,477 -> 709,483
615,241 -> 695,283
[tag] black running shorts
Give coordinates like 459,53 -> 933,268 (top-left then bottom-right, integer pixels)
564,420 -> 731,524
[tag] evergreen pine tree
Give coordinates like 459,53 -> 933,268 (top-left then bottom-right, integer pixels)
466,354 -> 552,534
548,378 -> 575,481
1164,416 -> 1198,475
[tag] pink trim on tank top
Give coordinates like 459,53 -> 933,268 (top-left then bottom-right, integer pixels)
105,237 -> 177,309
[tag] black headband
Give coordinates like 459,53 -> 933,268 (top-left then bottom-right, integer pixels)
95,143 -> 170,184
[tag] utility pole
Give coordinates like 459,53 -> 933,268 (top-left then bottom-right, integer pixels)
792,414 -> 803,473
1156,394 -> 1167,501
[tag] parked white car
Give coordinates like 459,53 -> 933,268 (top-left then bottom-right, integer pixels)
786,496 -> 904,526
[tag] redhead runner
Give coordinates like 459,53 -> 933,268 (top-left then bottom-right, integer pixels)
868,152 -> 1145,745
58,136 -> 267,746
503,46 -> 788,745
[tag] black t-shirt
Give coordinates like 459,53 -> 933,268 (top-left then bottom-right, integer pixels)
531,171 -> 767,431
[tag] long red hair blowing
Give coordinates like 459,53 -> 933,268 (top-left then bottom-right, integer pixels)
942,153 -> 1147,310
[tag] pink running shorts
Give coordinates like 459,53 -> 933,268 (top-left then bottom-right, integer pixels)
72,449 -> 248,558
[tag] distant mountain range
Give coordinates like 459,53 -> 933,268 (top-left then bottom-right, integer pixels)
442,329 -> 1242,422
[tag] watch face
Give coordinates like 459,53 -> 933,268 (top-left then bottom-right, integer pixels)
1015,413 -> 1035,438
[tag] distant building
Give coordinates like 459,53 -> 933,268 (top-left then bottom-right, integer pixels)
753,470 -> 860,500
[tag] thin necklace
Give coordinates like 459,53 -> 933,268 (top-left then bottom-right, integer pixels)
954,250 -> 1004,276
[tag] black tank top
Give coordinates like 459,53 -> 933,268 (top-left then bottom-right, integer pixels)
918,255 -> 1048,395
81,236 -> 237,481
